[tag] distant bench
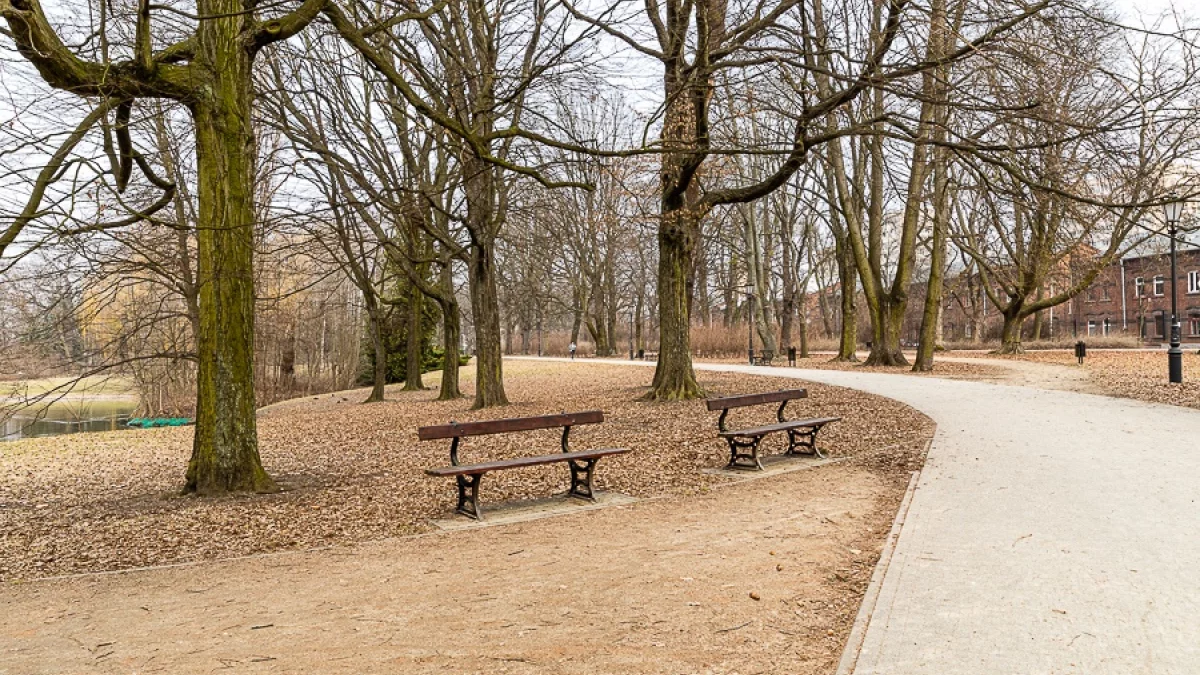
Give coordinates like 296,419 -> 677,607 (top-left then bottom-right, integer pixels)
751,351 -> 775,366
420,411 -> 630,520
706,389 -> 840,470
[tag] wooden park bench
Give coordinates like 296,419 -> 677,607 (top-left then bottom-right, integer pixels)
420,411 -> 630,520
706,389 -> 840,471
751,350 -> 775,366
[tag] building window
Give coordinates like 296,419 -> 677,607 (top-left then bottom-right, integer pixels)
1135,277 -> 1145,298
1087,320 -> 1097,336
1190,315 -> 1200,337
1154,275 -> 1165,296
1189,271 -> 1200,294
1103,318 -> 1112,336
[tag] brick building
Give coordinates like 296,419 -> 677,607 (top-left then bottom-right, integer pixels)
936,248 -> 1200,344
1106,250 -> 1200,342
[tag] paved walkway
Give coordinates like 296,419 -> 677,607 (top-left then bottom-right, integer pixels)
682,360 -> 1200,674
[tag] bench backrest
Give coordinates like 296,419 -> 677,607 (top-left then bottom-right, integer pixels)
418,410 -> 604,440
705,388 -> 807,411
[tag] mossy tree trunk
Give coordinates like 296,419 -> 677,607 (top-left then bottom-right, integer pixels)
403,280 -> 425,391
998,306 -> 1026,354
913,0 -> 951,373
914,193 -> 949,370
865,298 -> 909,366
645,64 -> 706,401
363,298 -> 387,403
4,0 -> 324,496
832,228 -> 859,362
185,12 -> 274,495
437,286 -> 464,400
468,241 -> 507,407
647,206 -> 704,400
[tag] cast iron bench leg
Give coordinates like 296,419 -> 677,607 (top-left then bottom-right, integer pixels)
726,436 -> 764,471
568,457 -> 599,501
456,473 -> 484,520
785,426 -> 826,459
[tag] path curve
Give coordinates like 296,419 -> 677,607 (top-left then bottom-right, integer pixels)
676,359 -> 1200,674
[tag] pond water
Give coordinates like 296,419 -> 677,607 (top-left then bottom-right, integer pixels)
1,399 -> 140,442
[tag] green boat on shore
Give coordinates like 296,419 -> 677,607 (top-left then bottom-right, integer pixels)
126,418 -> 194,428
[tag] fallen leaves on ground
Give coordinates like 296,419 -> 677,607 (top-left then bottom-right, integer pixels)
0,360 -> 932,581
695,354 -> 1008,379
963,349 -> 1200,409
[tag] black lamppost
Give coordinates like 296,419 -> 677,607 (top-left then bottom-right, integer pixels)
743,283 -> 755,364
1166,197 -> 1186,383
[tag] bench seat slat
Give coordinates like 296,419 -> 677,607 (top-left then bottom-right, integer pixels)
719,416 -> 841,438
418,410 -> 604,440
425,447 -> 631,477
705,389 -> 807,411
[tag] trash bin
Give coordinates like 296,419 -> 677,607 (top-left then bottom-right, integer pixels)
787,346 -> 797,367
1074,340 -> 1087,365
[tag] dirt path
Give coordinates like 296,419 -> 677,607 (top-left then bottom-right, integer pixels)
934,355 -> 1096,393
2,461 -> 902,675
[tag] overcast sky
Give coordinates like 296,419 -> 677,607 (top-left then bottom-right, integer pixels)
1112,0 -> 1191,25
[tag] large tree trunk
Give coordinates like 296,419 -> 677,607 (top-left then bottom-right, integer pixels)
833,233 -> 858,362
645,68 -> 704,401
1030,286 -> 1045,341
780,219 -> 795,351
463,155 -> 509,408
363,301 -> 387,403
780,292 -> 794,350
438,271 -> 463,400
865,298 -> 908,366
587,283 -> 612,356
998,307 -> 1025,354
467,243 -> 508,407
914,0 -> 950,372
184,28 -> 274,495
570,286 -> 586,345
403,282 -> 424,391
914,165 -> 949,371
646,209 -> 703,400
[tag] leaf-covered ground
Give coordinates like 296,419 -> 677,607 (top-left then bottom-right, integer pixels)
956,349 -> 1200,409
0,360 -> 932,582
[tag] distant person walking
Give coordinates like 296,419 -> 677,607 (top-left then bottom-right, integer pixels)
569,342 -> 577,360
